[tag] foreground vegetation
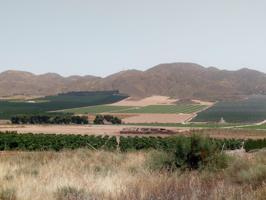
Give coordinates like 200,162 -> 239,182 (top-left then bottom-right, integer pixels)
0,149 -> 265,200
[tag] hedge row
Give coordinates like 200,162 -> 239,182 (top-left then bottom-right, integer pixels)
244,139 -> 266,152
0,132 -> 247,152
0,132 -> 117,151
11,115 -> 89,125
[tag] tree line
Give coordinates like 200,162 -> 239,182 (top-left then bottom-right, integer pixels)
11,115 -> 89,124
10,114 -> 122,125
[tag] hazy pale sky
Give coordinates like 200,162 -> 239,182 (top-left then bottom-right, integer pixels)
0,0 -> 266,77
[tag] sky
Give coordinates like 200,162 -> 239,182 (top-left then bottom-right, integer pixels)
0,0 -> 266,77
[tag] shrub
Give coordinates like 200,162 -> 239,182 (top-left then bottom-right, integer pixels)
93,115 -> 121,125
174,135 -> 219,169
244,139 -> 266,152
0,188 -> 16,200
93,115 -> 105,124
145,136 -> 228,171
54,186 -> 88,200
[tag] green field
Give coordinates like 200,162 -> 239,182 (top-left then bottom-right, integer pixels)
0,91 -> 128,119
63,104 -> 207,115
113,104 -> 207,114
62,105 -> 134,114
193,95 -> 266,123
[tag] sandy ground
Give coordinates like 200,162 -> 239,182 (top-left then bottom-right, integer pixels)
122,113 -> 194,123
1,124 -> 266,139
111,95 -> 178,106
0,124 -> 183,136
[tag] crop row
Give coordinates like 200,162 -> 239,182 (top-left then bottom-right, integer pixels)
0,132 -> 118,151
115,104 -> 207,114
2,132 -> 261,152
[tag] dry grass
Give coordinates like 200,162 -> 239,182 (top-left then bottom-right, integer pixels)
0,150 -> 265,200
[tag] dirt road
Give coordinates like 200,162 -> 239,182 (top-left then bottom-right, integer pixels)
0,124 -> 185,136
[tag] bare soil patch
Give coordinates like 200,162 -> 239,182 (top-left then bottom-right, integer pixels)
122,113 -> 194,123
1,125 -> 265,139
0,124 -> 183,136
111,95 -> 178,106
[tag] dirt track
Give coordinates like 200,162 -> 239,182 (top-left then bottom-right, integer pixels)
122,114 -> 194,123
0,124 -> 266,139
111,95 -> 178,106
0,124 -> 185,136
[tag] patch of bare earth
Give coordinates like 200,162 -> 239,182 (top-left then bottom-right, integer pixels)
1,125 -> 266,139
0,125 -> 183,136
122,113 -> 194,124
111,95 -> 178,106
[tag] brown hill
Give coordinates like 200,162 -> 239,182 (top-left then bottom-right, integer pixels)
1,63 -> 266,100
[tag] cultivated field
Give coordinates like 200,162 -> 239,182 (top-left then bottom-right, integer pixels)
0,91 -> 127,119
194,95 -> 266,123
112,104 -> 207,114
61,95 -> 209,124
121,113 -> 194,124
111,95 -> 178,106
63,104 -> 207,115
0,149 -> 265,200
63,105 -> 135,114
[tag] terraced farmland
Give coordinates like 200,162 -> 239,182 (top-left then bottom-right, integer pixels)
113,104 -> 207,114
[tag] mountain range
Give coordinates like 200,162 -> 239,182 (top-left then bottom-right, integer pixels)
1,63 -> 266,100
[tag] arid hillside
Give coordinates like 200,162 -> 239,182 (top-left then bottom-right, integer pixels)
1,63 -> 266,100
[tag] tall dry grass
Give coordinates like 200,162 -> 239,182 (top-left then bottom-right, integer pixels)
0,149 -> 265,200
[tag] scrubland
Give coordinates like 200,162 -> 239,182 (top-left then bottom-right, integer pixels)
0,149 -> 266,200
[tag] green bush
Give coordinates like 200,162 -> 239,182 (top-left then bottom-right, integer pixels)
93,115 -> 121,125
145,136 -> 229,170
173,135 -> 219,169
244,139 -> 266,152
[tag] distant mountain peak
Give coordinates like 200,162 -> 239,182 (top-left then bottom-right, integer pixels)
0,63 -> 265,100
